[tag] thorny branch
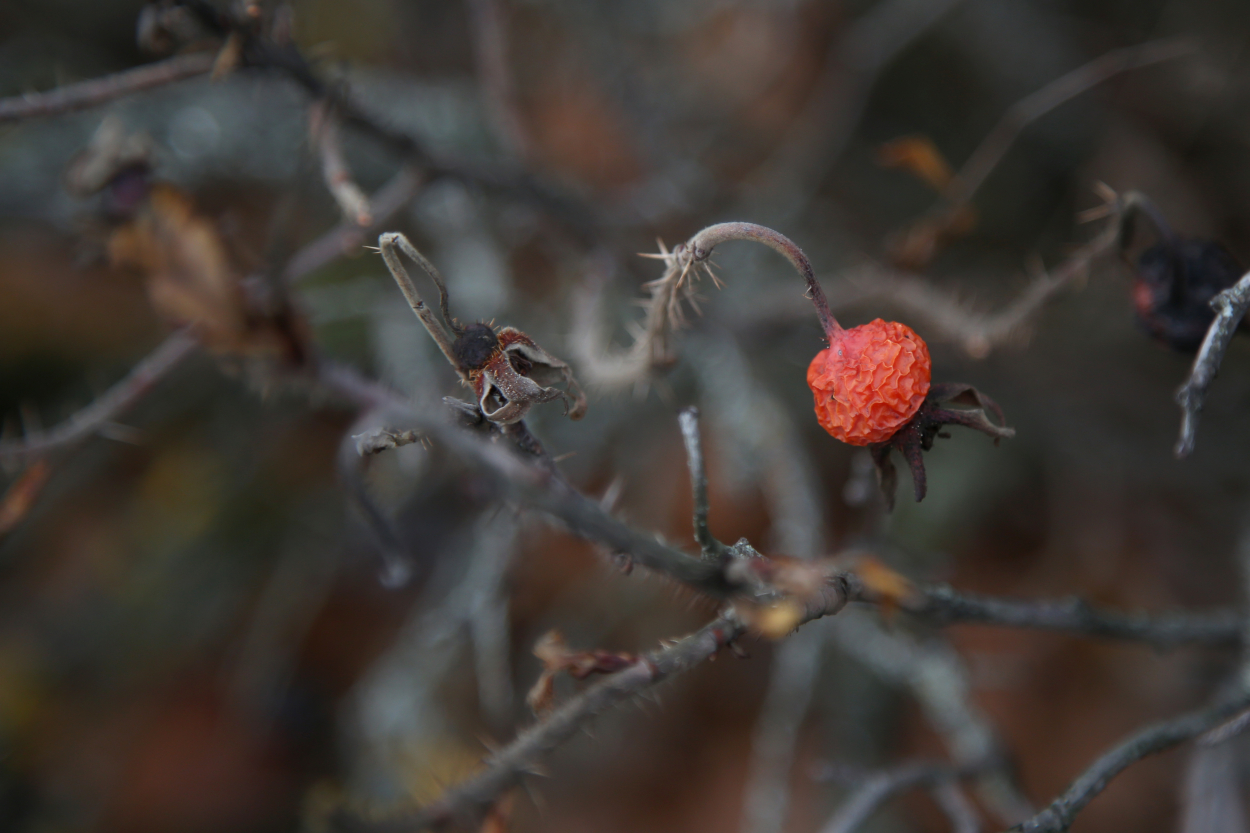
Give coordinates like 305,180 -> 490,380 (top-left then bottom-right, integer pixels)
0,52 -> 215,123
1174,271 -> 1250,458
339,613 -> 758,832
352,392 -> 1245,647
324,391 -> 1248,829
824,209 -> 1120,360
1013,691 -> 1250,833
0,331 -> 198,465
576,222 -> 830,388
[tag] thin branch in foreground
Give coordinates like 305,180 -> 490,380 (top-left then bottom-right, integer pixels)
1174,271 -> 1250,458
0,331 -> 198,465
1013,692 -> 1250,833
0,52 -> 215,124
677,407 -> 729,561
338,613 -> 750,832
818,761 -> 978,833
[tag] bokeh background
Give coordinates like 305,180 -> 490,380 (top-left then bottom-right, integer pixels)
2,0 -> 1250,831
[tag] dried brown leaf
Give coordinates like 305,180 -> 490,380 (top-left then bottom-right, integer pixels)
878,136 -> 955,192
0,461 -> 50,537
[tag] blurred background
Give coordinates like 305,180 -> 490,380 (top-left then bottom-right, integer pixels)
2,0 -> 1250,830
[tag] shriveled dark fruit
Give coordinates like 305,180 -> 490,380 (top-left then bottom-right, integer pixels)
1133,239 -> 1246,352
453,322 -> 500,370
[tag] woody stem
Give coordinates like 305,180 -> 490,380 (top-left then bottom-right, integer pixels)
686,222 -> 842,339
378,232 -> 469,382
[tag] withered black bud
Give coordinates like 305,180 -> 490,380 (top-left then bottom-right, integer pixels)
453,322 -> 499,370
1134,239 -> 1246,353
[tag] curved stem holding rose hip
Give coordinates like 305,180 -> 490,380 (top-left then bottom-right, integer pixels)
634,221 -> 1013,508
682,222 -> 842,340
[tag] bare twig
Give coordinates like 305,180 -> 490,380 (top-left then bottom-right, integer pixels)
1013,692 -> 1250,833
819,760 -> 977,833
829,211 -> 1118,359
943,39 -> 1193,217
346,562 -> 854,832
0,52 -> 215,124
0,331 -> 198,465
931,781 -> 981,833
829,610 -> 1032,825
677,407 -> 728,561
904,583 -> 1242,649
377,232 -> 464,381
322,360 -> 1248,654
335,372 -> 1247,647
466,0 -> 533,161
281,166 -> 424,286
884,41 -> 1191,267
693,334 -> 830,833
576,222 -> 832,389
310,101 -> 373,227
1174,271 -> 1250,457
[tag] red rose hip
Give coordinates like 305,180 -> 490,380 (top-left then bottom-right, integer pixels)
807,318 -> 931,445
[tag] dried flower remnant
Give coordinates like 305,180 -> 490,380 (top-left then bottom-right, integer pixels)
377,232 -> 586,424
525,630 -> 640,713
868,384 -> 1014,510
1117,192 -> 1248,353
66,118 -> 308,366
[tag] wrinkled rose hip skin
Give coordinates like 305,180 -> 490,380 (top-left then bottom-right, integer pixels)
807,319 -> 931,445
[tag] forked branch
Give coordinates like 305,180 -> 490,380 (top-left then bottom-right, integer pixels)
1174,272 -> 1250,458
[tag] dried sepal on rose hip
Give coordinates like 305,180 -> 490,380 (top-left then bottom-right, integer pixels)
378,232 -> 586,424
868,383 -> 1013,510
